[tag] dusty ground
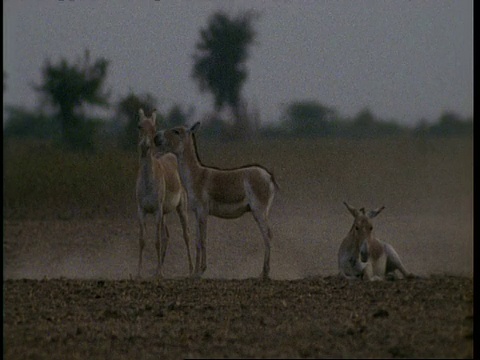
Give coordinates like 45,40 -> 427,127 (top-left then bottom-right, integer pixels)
4,276 -> 473,359
4,137 -> 473,358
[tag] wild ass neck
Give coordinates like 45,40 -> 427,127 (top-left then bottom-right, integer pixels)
138,149 -> 157,195
175,135 -> 204,198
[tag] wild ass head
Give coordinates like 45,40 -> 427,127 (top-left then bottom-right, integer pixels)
343,202 -> 385,262
154,122 -> 201,156
137,108 -> 158,155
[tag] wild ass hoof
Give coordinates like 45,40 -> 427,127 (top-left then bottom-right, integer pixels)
386,273 -> 397,281
405,273 -> 419,280
190,271 -> 202,279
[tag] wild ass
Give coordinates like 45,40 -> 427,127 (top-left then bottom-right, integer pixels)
154,122 -> 278,279
338,202 -> 413,281
136,109 -> 193,278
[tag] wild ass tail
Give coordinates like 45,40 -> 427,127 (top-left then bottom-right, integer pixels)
269,168 -> 280,193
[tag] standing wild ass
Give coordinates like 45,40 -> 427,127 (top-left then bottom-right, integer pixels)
338,202 -> 413,281
136,109 -> 193,278
154,122 -> 279,279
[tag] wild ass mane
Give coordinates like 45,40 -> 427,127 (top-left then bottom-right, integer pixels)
189,131 -> 279,186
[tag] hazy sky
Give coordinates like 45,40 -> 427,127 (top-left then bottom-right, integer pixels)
3,0 -> 473,126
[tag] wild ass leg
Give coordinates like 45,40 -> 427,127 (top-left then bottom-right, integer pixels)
194,208 -> 208,277
371,255 -> 387,281
177,200 -> 193,275
154,209 -> 165,277
137,208 -> 147,279
160,222 -> 170,271
193,222 -> 201,277
252,209 -> 272,280
199,219 -> 208,275
193,210 -> 202,277
362,261 -> 383,281
384,243 -> 414,279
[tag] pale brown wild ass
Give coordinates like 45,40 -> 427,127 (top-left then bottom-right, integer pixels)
154,122 -> 278,279
338,202 -> 414,281
136,109 -> 193,278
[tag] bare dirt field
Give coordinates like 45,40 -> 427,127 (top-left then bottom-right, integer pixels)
4,136 -> 473,358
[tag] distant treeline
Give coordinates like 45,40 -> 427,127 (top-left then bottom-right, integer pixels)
256,101 -> 473,140
3,99 -> 473,148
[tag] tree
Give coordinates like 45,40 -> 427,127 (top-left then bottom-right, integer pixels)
164,104 -> 194,128
192,10 -> 259,137
116,92 -> 158,150
35,50 -> 110,150
284,101 -> 337,137
348,108 -> 405,138
348,108 -> 378,138
428,111 -> 473,137
4,106 -> 60,140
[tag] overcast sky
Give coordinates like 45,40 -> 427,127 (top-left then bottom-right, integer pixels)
3,0 -> 473,126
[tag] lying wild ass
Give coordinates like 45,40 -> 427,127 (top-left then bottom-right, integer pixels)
154,122 -> 278,279
136,109 -> 193,278
338,202 -> 413,281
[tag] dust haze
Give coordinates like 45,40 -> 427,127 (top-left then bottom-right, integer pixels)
4,138 -> 473,281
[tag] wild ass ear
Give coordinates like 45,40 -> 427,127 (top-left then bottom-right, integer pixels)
139,108 -> 145,120
189,121 -> 201,134
343,202 -> 358,218
151,109 -> 157,127
367,206 -> 385,219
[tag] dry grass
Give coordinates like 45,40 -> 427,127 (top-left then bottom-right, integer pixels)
4,135 -> 473,279
4,136 -> 472,220
198,136 -> 472,215
4,139 -> 138,219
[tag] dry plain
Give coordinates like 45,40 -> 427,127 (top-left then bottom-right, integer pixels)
3,136 -> 473,358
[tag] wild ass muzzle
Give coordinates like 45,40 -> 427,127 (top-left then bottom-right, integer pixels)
136,109 -> 193,278
154,122 -> 279,280
338,202 -> 414,281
